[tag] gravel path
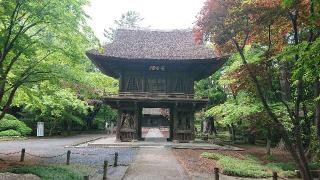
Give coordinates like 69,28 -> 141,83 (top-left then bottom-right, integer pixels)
0,134 -> 137,180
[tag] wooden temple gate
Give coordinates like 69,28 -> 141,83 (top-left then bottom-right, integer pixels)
86,29 -> 226,142
111,99 -> 204,142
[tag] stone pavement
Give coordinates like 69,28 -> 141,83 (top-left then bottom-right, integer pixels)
123,147 -> 190,180
145,128 -> 164,138
85,136 -> 243,151
144,128 -> 167,142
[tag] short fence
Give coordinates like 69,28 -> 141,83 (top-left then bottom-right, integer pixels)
0,148 -> 129,180
1,149 -> 296,180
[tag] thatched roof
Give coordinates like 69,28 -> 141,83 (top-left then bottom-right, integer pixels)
86,29 -> 227,79
90,29 -> 216,60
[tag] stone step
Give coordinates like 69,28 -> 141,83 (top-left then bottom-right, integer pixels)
144,137 -> 167,142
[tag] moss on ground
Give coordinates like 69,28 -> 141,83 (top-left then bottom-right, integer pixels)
4,164 -> 95,180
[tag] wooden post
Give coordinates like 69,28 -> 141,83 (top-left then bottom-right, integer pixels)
138,106 -> 142,140
20,148 -> 25,162
133,101 -> 139,140
103,160 -> 108,180
66,150 -> 71,165
116,108 -> 122,141
169,106 -> 174,140
173,103 -> 178,141
214,167 -> 219,180
114,152 -> 118,167
191,103 -> 196,141
83,175 -> 89,180
272,171 -> 278,180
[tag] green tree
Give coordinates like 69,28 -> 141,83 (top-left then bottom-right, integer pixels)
196,0 -> 320,179
0,0 -> 97,121
103,11 -> 144,42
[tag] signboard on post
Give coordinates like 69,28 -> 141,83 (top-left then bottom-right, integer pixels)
37,122 -> 44,137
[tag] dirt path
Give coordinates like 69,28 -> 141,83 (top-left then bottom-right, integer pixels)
123,147 -> 189,180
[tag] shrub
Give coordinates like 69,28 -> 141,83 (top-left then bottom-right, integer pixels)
0,129 -> 21,137
201,152 -> 270,178
0,114 -> 32,136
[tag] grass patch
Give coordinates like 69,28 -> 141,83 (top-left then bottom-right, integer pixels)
266,161 -> 320,177
4,164 -> 94,180
201,152 -> 270,178
309,162 -> 320,170
265,162 -> 296,178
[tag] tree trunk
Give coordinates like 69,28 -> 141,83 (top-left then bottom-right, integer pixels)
200,120 -> 204,133
228,125 -> 233,142
212,118 -> 218,135
266,128 -> 271,155
231,39 -> 312,180
86,103 -> 101,129
0,85 -> 19,120
231,124 -> 236,143
279,62 -> 291,101
302,103 -> 311,148
207,117 -> 214,135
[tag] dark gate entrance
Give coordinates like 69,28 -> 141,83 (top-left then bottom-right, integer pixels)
141,108 -> 170,140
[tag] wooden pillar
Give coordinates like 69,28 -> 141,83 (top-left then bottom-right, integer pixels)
116,101 -> 121,141
191,103 -> 196,141
173,103 -> 179,141
119,72 -> 123,92
169,106 -> 174,140
142,72 -> 145,92
138,106 -> 142,140
133,101 -> 139,140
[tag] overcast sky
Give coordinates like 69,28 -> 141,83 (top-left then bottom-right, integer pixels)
84,0 -> 206,42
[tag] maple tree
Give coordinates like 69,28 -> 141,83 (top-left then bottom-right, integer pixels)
196,0 -> 320,179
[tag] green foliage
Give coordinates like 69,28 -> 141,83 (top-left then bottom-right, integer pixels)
201,152 -> 270,178
14,81 -> 90,135
93,105 -> 117,129
195,71 -> 227,104
0,129 -> 21,137
0,114 -> 31,136
206,92 -> 264,126
5,166 -> 85,180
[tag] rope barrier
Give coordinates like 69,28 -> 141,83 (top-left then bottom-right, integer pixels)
0,151 -> 20,155
71,152 -> 98,156
25,152 -> 67,159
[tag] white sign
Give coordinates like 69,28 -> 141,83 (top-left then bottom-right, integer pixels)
37,122 -> 44,137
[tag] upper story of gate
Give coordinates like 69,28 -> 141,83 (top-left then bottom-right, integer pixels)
86,29 -> 226,98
